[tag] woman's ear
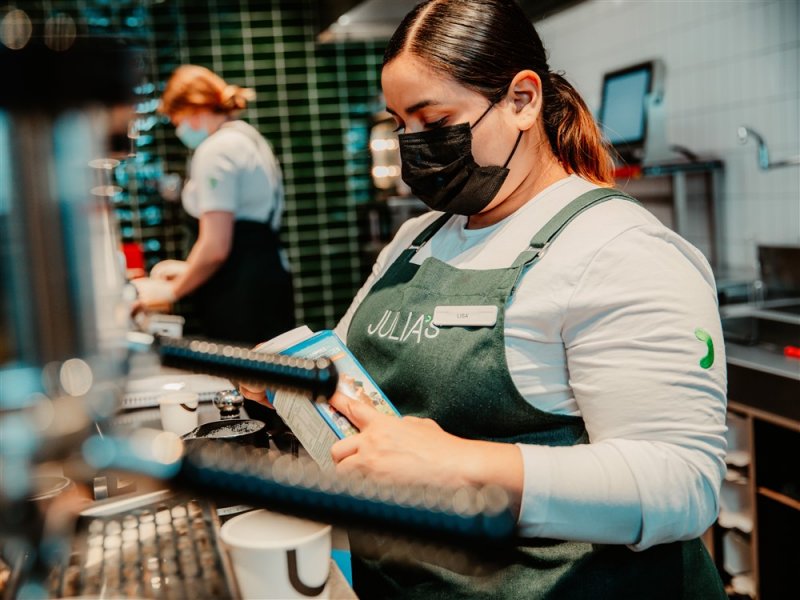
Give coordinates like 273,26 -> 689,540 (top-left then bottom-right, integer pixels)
506,70 -> 542,131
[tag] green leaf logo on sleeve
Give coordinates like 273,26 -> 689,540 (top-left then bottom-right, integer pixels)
209,176 -> 218,189
694,328 -> 714,369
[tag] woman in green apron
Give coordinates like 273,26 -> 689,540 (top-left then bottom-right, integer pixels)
244,0 -> 728,596
325,0 -> 727,597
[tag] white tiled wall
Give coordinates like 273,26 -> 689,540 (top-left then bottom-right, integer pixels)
538,0 -> 800,275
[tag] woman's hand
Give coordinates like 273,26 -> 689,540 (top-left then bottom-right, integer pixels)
150,259 -> 189,281
329,392 -> 525,516
329,391 -> 478,489
238,380 -> 273,408
130,277 -> 176,314
237,339 -> 277,407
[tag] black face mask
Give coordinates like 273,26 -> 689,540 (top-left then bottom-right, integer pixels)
398,104 -> 523,215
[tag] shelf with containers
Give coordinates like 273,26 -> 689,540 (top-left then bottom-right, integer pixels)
707,363 -> 800,598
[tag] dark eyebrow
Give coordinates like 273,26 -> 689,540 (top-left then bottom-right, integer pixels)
386,100 -> 441,117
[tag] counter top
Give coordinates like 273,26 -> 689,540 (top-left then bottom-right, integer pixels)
721,299 -> 800,422
725,342 -> 800,424
725,342 -> 800,381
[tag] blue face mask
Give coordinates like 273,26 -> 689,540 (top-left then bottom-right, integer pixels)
175,121 -> 209,149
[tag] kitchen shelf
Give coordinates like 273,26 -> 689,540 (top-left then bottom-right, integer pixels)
614,160 -> 725,270
709,396 -> 800,599
756,487 -> 800,512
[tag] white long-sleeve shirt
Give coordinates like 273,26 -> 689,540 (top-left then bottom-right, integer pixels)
335,175 -> 727,550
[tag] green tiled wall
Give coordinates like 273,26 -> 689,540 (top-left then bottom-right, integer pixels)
16,0 -> 387,332
149,1 -> 386,331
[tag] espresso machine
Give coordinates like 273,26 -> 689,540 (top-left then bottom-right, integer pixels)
0,30 -> 339,597
0,28 -> 141,596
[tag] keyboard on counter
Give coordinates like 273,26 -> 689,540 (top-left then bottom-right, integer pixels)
49,490 -> 239,599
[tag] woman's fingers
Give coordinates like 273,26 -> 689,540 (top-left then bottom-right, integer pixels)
150,259 -> 188,281
235,339 -> 276,405
238,381 -> 273,407
330,435 -> 360,464
328,390 -> 379,430
131,300 -> 145,316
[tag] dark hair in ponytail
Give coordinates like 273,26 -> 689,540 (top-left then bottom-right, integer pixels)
383,0 -> 614,186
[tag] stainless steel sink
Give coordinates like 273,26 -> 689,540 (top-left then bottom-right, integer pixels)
721,300 -> 800,383
721,315 -> 800,348
722,248 -> 800,420
722,302 -> 800,424
721,298 -> 800,347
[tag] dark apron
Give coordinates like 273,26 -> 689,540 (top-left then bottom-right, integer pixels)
183,218 -> 295,346
183,218 -> 296,429
346,189 -> 725,599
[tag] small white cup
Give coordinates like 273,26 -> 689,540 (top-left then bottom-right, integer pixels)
221,509 -> 332,599
158,391 -> 199,436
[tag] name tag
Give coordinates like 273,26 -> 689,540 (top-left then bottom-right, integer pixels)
432,305 -> 498,327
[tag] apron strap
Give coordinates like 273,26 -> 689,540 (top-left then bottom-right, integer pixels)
222,120 -> 284,231
510,188 -> 638,269
394,188 -> 637,272
409,213 -> 452,250
395,213 -> 452,263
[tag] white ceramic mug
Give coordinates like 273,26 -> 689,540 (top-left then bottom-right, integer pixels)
220,509 -> 332,599
158,391 -> 199,436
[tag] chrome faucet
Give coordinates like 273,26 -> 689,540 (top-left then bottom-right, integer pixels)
737,126 -> 800,170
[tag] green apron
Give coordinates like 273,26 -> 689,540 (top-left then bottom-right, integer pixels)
346,189 -> 725,599
184,218 -> 296,431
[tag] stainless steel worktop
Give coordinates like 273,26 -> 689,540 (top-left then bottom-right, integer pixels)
721,299 -> 800,422
725,342 -> 800,381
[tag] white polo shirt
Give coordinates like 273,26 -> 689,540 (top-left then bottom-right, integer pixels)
181,120 -> 283,230
335,174 -> 727,550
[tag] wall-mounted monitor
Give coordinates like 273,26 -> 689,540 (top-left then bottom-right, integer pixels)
597,60 -> 667,165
